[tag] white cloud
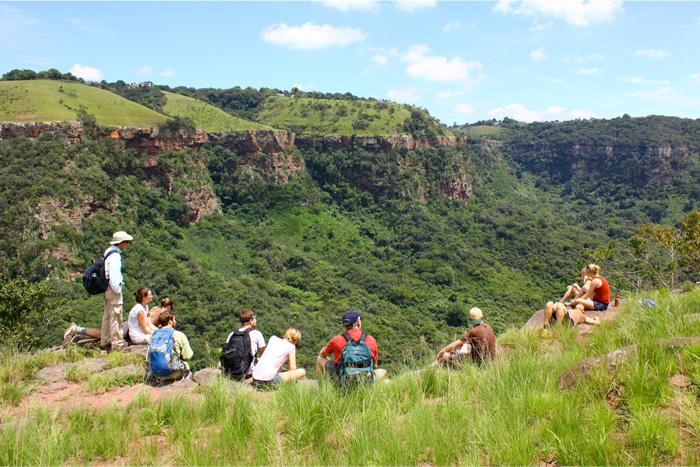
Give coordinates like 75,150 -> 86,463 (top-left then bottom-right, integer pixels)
69,17 -> 99,33
396,0 -> 437,11
569,109 -> 597,119
262,22 -> 365,50
617,76 -> 669,86
402,44 -> 483,83
437,89 -> 467,99
292,82 -> 316,91
634,49 -> 668,59
529,21 -> 551,31
136,66 -> 154,76
387,86 -> 421,104
455,103 -> 475,114
494,0 -> 624,27
561,52 -> 605,64
577,66 -> 603,75
530,47 -> 547,61
70,64 -> 103,81
318,0 -> 380,12
160,68 -> 175,77
443,20 -> 474,33
373,54 -> 388,65
487,103 -> 595,122
625,86 -> 675,101
690,73 -> 700,84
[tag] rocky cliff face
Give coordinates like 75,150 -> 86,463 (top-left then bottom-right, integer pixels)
506,142 -> 695,186
295,134 -> 464,152
0,122 -> 465,154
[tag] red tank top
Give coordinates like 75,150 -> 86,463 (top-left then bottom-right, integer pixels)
593,276 -> 610,304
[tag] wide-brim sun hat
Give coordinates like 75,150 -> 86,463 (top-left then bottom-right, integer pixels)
110,231 -> 134,244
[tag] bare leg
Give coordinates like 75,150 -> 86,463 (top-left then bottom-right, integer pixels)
280,368 -> 306,382
80,328 -> 102,340
315,356 -> 329,379
554,303 -> 567,325
570,297 -> 595,310
544,301 -> 556,327
560,285 -> 575,302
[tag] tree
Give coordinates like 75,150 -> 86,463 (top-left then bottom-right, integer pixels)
0,275 -> 53,351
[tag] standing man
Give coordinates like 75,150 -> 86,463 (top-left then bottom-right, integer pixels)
316,310 -> 387,381
101,231 -> 133,350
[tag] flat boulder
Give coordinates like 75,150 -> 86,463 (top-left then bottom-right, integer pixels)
193,367 -> 222,384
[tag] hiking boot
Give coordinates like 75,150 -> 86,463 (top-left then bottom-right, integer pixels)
62,323 -> 79,347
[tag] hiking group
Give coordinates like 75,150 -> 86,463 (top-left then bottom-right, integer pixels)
64,231 -> 542,388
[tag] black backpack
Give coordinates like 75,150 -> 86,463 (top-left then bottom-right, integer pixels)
82,250 -> 118,295
220,328 -> 253,380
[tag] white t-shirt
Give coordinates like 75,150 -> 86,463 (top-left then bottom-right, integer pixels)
252,335 -> 294,381
226,327 -> 266,374
127,303 -> 150,343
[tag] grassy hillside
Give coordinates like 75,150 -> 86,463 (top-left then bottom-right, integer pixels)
257,95 -> 444,136
0,80 -> 167,127
162,91 -> 273,132
1,289 -> 699,465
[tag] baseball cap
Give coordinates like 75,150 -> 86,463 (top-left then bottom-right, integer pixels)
342,310 -> 361,327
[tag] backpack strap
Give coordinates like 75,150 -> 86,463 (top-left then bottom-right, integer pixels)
341,331 -> 365,343
104,249 -> 118,260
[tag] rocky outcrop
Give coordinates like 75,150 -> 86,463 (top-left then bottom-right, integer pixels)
1,122 -> 464,155
1,121 -> 83,143
34,197 -> 116,240
295,134 -> 465,152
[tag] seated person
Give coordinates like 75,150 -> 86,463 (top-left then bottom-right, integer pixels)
316,310 -> 387,382
149,297 -> 174,328
543,268 -> 592,328
146,309 -> 193,384
127,287 -> 156,344
566,306 -> 600,327
569,263 -> 611,312
252,328 -> 306,388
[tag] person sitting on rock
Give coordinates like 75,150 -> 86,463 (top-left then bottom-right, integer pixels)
435,307 -> 496,366
569,263 -> 611,313
146,309 -> 193,384
149,297 -> 174,328
127,287 -> 156,345
252,328 -> 306,389
543,268 -> 592,328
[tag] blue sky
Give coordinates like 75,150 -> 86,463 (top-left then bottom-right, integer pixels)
2,1 -> 700,124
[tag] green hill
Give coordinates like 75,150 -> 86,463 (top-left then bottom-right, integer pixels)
162,91 -> 273,132
0,80 -> 167,127
257,95 -> 447,137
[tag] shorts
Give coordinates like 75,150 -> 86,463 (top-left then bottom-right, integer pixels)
593,301 -> 609,312
253,373 -> 282,390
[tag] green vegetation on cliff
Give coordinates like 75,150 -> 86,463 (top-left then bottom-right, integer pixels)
0,80 -> 167,127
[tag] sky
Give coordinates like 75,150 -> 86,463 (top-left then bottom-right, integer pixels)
2,0 -> 700,125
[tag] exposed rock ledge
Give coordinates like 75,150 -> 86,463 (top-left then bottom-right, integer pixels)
0,122 -> 467,155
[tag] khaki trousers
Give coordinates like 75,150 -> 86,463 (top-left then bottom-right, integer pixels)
101,287 -> 126,349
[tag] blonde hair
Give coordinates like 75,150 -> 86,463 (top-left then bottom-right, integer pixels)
284,328 -> 302,343
585,263 -> 601,275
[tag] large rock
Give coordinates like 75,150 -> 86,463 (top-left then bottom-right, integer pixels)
193,367 -> 222,384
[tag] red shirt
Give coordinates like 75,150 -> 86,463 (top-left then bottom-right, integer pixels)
322,328 -> 378,364
593,276 -> 611,304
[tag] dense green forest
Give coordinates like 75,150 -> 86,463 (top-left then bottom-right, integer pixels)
1,114 -> 698,371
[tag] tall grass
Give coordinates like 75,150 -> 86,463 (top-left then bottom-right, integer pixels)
1,288 -> 699,465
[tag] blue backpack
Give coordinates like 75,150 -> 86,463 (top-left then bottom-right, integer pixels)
338,332 -> 375,386
148,327 -> 176,377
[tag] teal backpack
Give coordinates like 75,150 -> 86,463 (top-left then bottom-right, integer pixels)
338,332 -> 374,386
